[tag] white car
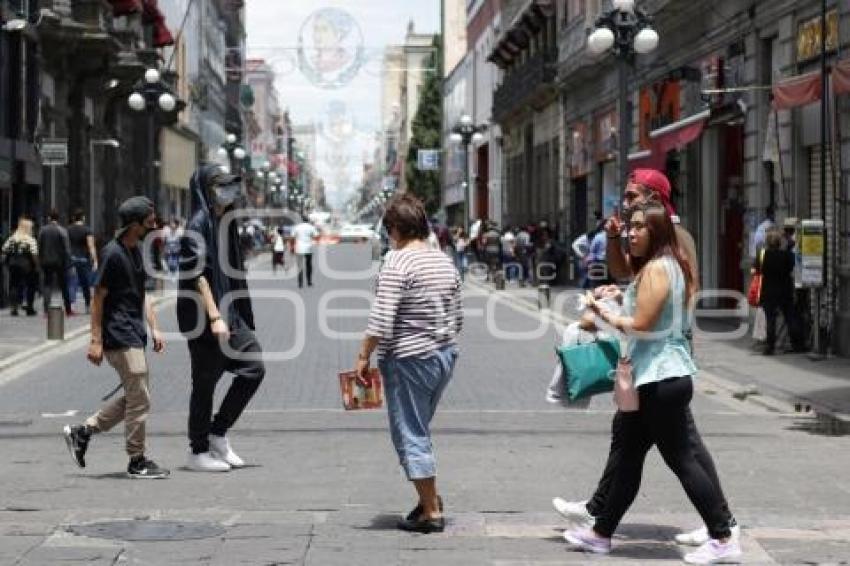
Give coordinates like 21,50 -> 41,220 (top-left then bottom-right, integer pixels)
339,223 -> 376,243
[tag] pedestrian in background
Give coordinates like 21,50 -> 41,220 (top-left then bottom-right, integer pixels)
63,196 -> 168,479
292,216 -> 318,288
356,193 -> 463,534
757,229 -> 805,355
272,227 -> 286,273
2,216 -> 39,316
38,209 -> 74,316
501,226 -> 517,282
515,225 -> 532,286
482,221 -> 502,281
565,204 -> 741,565
452,227 -> 469,281
67,209 -> 98,314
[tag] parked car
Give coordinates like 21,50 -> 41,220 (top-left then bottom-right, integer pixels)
339,223 -> 375,243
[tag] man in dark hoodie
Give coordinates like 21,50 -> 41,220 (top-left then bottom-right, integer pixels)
177,165 -> 265,472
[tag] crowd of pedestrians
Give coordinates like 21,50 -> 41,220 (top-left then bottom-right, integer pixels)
8,162 -> 823,564
1,209 -> 189,317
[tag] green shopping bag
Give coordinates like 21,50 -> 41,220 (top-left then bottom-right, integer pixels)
556,338 -> 620,401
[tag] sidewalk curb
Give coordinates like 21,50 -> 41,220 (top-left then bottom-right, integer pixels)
465,279 -> 850,423
0,293 -> 175,375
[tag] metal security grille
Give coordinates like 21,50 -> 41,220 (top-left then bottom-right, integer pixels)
809,144 -> 837,318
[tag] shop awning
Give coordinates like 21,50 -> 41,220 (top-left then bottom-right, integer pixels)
628,109 -> 710,172
142,0 -> 174,47
108,0 -> 142,16
833,59 -> 850,95
628,149 -> 665,172
772,71 -> 822,110
649,109 -> 710,154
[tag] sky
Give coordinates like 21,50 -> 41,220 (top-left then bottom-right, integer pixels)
245,1 -> 440,210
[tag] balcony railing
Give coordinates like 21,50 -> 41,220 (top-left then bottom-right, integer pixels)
493,50 -> 557,123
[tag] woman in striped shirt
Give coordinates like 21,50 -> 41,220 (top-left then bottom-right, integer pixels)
356,193 -> 463,534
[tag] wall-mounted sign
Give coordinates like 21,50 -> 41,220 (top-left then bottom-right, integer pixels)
594,109 -> 618,162
797,9 -> 838,63
40,139 -> 68,166
568,122 -> 590,178
800,219 -> 825,287
639,80 -> 681,149
417,149 -> 440,171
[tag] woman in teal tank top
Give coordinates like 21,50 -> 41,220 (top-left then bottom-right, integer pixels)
564,204 -> 741,565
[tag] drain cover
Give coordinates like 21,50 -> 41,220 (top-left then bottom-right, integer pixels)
69,520 -> 225,541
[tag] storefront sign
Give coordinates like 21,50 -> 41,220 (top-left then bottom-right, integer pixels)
800,219 -> 825,287
639,80 -> 680,149
797,9 -> 838,63
594,109 -> 617,162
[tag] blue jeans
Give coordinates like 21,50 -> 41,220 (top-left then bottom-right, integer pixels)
378,346 -> 458,480
70,256 -> 93,307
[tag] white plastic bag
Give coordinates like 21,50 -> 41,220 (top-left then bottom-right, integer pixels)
752,306 -> 767,342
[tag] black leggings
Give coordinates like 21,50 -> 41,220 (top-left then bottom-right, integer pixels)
587,407 -> 733,525
592,376 -> 732,540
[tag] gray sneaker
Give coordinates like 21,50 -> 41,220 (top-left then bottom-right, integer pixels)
127,456 -> 170,479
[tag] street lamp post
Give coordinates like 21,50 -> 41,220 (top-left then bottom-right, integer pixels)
217,133 -> 247,174
587,0 -> 658,190
127,68 -> 178,214
89,139 -> 120,234
450,114 -> 486,230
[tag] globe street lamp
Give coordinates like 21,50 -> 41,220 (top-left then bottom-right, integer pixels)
127,68 -> 180,211
587,0 -> 658,189
217,133 -> 247,174
450,114 -> 487,230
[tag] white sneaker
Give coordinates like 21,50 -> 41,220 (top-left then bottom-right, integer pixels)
187,451 -> 231,472
684,538 -> 742,564
676,525 -> 741,546
209,435 -> 245,468
552,498 -> 595,529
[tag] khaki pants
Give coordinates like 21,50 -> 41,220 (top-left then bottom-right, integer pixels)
85,348 -> 150,458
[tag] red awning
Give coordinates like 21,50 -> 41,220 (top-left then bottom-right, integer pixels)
628,110 -> 710,173
772,71 -> 822,110
649,109 -> 710,154
142,0 -> 174,47
833,59 -> 850,95
109,0 -> 142,16
628,150 -> 666,172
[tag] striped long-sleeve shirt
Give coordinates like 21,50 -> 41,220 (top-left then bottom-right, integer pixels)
366,248 -> 463,359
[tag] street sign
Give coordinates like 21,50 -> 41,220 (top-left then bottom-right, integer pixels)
40,139 -> 68,166
800,219 -> 825,287
417,149 -> 440,171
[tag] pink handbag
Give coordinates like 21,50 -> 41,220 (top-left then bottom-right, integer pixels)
613,358 -> 639,412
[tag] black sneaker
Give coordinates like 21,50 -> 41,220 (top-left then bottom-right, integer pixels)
63,424 -> 91,468
127,456 -> 170,479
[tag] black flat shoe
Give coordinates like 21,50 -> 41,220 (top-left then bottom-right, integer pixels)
405,495 -> 444,521
397,516 -> 445,534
